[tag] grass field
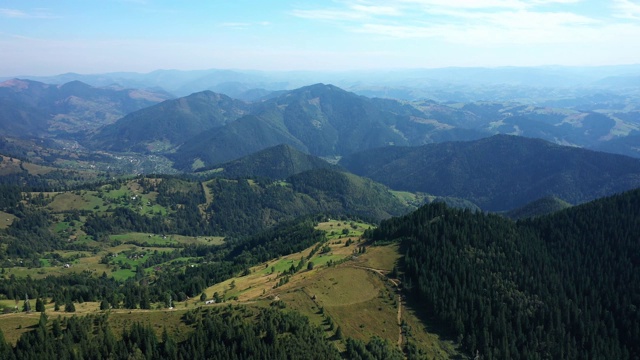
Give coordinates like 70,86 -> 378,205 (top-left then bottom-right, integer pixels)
0,304 -> 194,345
0,210 -> 16,229
0,157 -> 23,176
316,220 -> 373,241
109,232 -> 223,247
44,182 -> 168,216
47,191 -> 103,212
352,243 -> 401,272
391,190 -> 431,208
16,161 -> 57,175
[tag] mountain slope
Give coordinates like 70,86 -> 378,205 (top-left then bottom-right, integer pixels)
198,144 -> 335,179
91,90 -> 249,152
204,168 -> 411,235
590,132 -> 640,158
174,114 -> 306,169
339,134 -> 640,211
82,82 -> 638,170
0,98 -> 49,137
288,168 -> 410,220
170,84 -> 412,168
370,188 -> 640,359
0,78 -> 172,135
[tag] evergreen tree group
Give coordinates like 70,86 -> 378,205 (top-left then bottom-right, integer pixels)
371,189 -> 640,359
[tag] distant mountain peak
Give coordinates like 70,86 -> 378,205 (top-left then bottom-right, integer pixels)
186,90 -> 234,101
288,83 -> 350,96
197,143 -> 334,179
57,80 -> 93,92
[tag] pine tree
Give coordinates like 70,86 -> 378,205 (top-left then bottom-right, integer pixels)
35,298 -> 45,313
65,301 -> 75,313
0,328 -> 13,360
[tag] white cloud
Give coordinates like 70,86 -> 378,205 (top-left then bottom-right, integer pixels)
395,0 -> 528,9
291,8 -> 370,21
0,8 -> 55,19
292,0 -> 622,46
218,22 -> 251,29
291,1 -> 403,21
218,21 -> 271,29
349,4 -> 403,16
0,8 -> 29,18
395,0 -> 582,9
612,0 -> 640,19
530,0 -> 582,4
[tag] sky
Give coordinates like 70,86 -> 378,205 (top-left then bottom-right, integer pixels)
1,0 -> 640,75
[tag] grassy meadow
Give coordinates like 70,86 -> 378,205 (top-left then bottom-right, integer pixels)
0,201 -> 460,358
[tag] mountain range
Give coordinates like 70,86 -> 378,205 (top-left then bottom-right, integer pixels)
2,77 -> 638,166
339,135 -> 640,211
1,77 -> 639,214
6,65 -> 640,98
86,83 -> 639,170
0,78 -> 172,136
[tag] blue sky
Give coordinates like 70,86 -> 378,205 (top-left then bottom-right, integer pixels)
1,0 -> 640,75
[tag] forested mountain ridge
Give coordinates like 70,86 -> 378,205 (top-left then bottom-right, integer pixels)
82,82 -> 640,173
0,169 -> 410,256
3,78 -> 638,174
196,144 -> 336,180
370,188 -> 640,359
202,169 -> 411,235
91,90 -> 249,152
339,134 -> 640,211
170,83 -> 414,168
172,114 -> 307,170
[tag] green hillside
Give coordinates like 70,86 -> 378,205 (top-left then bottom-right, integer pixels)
1,152 -> 639,359
0,216 -> 449,359
370,188 -> 640,359
204,169 -> 411,235
171,84 -> 412,168
197,144 -> 336,178
174,114 -> 306,169
91,90 -> 249,152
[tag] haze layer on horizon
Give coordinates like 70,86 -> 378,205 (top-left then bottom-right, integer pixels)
2,0 -> 640,76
